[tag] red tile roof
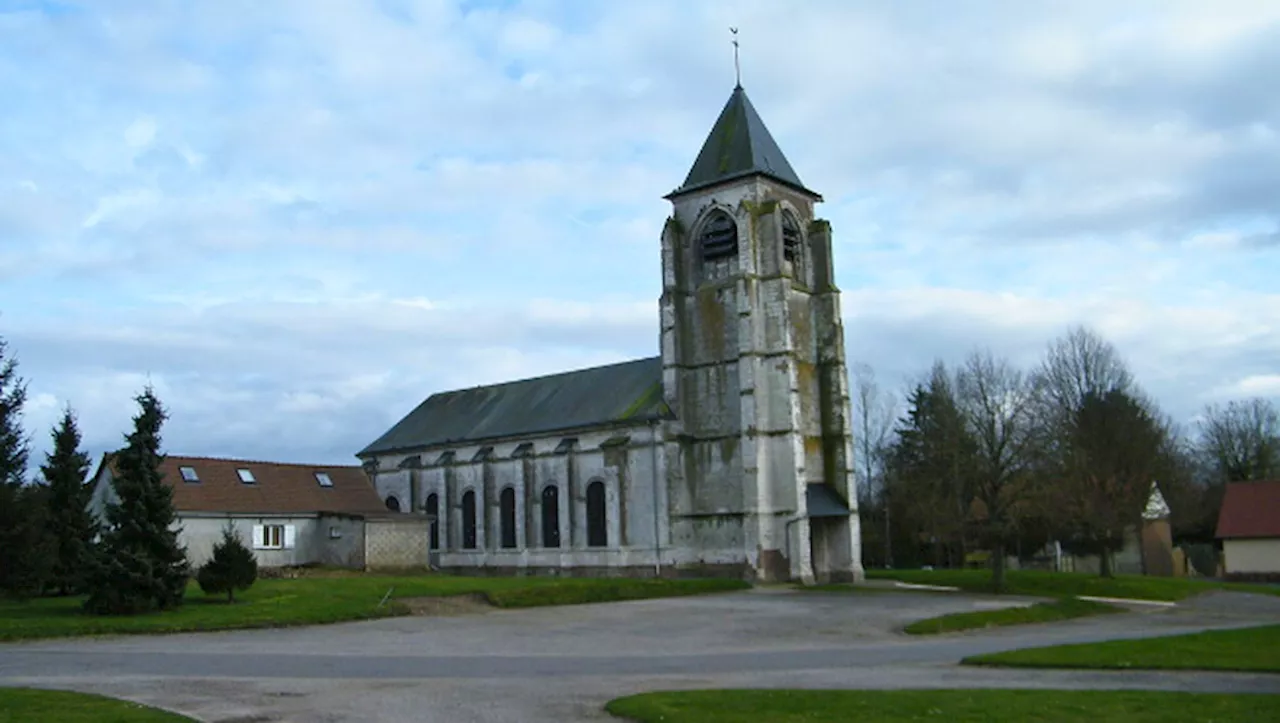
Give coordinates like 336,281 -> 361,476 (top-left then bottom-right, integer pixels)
1216,480 -> 1280,539
100,454 -> 388,516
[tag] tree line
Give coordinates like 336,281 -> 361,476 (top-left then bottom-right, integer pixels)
852,326 -> 1279,590
0,336 -> 256,610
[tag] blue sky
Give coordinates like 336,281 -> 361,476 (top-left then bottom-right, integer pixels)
2,0 -> 1278,468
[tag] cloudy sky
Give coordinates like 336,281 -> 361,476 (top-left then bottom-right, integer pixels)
2,0 -> 1278,471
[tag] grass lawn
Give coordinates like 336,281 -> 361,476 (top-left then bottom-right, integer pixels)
604,689 -> 1280,722
0,687 -> 195,722
0,573 -> 747,642
903,596 -> 1123,635
964,623 -> 1280,673
866,568 -> 1280,601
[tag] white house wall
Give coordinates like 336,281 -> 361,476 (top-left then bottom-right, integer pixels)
1224,539 -> 1280,575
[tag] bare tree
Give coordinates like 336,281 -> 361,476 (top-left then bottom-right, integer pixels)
1196,398 -> 1280,484
1034,325 -> 1135,433
955,349 -> 1038,591
852,363 -> 896,566
1031,326 -> 1163,577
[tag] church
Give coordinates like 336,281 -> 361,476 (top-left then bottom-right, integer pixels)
358,83 -> 863,584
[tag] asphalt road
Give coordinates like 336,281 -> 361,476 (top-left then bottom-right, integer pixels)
2,588 -> 1278,722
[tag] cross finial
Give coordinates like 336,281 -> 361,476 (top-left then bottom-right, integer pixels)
730,27 -> 741,88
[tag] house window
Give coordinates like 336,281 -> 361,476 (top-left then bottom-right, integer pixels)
179,466 -> 199,483
315,472 -> 333,487
461,490 -> 478,549
586,480 -> 608,548
499,487 -> 517,549
385,495 -> 401,512
426,493 -> 440,550
541,485 -> 560,548
782,211 -> 802,263
253,524 -> 295,550
700,211 -> 737,260
237,468 -> 256,484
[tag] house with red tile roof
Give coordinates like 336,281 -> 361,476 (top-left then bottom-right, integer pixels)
87,454 -> 430,570
1216,480 -> 1280,581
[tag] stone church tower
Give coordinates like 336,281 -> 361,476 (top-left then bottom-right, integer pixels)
660,84 -> 863,584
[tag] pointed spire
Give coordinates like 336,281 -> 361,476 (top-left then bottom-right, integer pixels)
668,85 -> 818,200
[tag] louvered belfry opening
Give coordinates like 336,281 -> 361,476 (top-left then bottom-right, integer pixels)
700,211 -> 738,260
782,211 -> 801,263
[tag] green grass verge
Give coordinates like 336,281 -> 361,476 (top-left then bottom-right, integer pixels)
0,574 -> 748,642
604,689 -> 1280,722
964,623 -> 1280,672
0,687 -> 196,722
903,596 -> 1124,635
866,568 -> 1280,601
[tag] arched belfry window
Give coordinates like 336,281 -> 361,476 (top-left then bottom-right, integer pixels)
385,495 -> 401,512
586,480 -> 608,548
541,485 -> 560,548
782,211 -> 802,263
700,211 -> 738,261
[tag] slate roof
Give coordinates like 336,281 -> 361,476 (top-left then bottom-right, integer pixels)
1216,480 -> 1280,539
97,454 -> 387,516
669,85 -> 818,199
358,356 -> 669,456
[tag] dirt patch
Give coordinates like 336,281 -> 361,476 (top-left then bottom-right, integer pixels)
396,594 -> 493,617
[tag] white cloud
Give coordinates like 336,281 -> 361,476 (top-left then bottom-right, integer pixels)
2,0 -> 1278,469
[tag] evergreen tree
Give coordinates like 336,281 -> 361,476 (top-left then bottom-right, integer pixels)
41,406 -> 97,595
83,388 -> 190,615
0,336 -> 53,600
197,524 -> 258,603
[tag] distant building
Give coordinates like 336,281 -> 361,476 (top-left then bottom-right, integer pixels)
359,84 -> 863,584
1216,480 -> 1280,581
87,454 -> 429,570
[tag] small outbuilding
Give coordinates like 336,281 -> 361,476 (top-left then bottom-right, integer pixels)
1215,480 -> 1280,582
87,454 -> 430,571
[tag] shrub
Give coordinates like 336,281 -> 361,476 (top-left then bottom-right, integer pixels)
197,525 -> 258,603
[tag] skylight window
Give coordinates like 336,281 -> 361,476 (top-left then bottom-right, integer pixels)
237,468 -> 256,484
179,466 -> 199,483
315,472 -> 333,487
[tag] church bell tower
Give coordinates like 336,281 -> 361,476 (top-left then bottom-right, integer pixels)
659,84 -> 863,583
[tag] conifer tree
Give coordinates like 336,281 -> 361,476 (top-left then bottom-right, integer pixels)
0,336 -> 53,600
197,524 -> 258,603
84,387 -> 190,615
41,406 -> 97,595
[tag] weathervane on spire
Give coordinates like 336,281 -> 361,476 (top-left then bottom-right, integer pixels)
730,27 -> 741,88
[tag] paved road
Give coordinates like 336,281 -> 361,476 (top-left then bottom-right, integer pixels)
2,588 -> 1278,722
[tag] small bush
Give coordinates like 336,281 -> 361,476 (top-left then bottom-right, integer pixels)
197,525 -> 258,603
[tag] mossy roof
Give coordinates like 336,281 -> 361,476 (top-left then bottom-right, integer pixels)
670,85 -> 817,199
358,357 -> 669,456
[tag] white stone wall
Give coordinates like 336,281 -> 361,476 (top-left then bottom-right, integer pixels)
367,422 -> 671,573
661,175 -> 862,583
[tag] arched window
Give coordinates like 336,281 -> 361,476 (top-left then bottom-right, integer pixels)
461,490 -> 477,549
699,211 -> 737,261
586,480 -> 608,548
385,495 -> 401,512
782,211 -> 802,263
499,487 -> 517,549
541,485 -> 560,548
426,493 -> 440,550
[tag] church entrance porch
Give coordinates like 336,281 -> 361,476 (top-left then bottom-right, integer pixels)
806,484 -> 858,584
